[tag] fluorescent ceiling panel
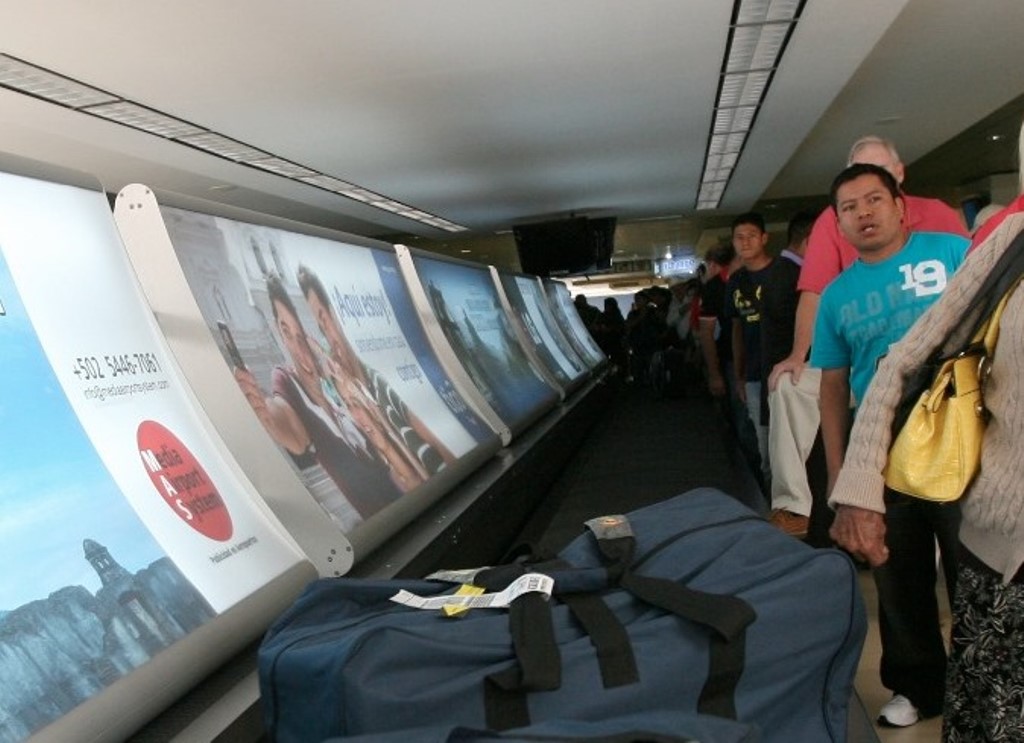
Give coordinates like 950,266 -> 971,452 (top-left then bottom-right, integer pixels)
82,101 -> 205,138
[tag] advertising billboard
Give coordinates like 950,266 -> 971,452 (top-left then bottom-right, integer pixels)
0,169 -> 312,742
492,267 -> 590,396
542,278 -> 608,369
115,191 -> 502,555
397,249 -> 560,437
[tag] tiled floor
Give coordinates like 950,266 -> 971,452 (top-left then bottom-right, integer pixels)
855,568 -> 949,742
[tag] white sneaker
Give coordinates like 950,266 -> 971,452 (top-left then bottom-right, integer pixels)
877,694 -> 920,727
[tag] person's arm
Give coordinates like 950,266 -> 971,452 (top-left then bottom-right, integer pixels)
829,505 -> 889,566
698,316 -> 726,397
768,291 -> 819,389
731,317 -> 746,403
818,367 -> 851,495
820,364 -> 890,564
770,209 -> 844,389
235,367 -> 310,455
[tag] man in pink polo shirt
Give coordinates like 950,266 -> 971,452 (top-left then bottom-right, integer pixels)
765,136 -> 967,538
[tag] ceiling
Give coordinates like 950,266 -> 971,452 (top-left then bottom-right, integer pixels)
2,0 -> 1023,271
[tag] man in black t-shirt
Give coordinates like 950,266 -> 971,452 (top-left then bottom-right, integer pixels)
697,244 -> 734,399
722,213 -> 772,491
698,242 -> 761,479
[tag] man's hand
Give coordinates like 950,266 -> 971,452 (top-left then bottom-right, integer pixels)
707,372 -> 727,398
769,354 -> 806,390
829,505 -> 889,567
234,367 -> 271,425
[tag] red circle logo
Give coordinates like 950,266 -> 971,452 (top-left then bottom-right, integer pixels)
137,420 -> 233,541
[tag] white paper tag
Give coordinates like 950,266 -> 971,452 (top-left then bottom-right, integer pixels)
391,573 -> 554,611
424,567 -> 489,584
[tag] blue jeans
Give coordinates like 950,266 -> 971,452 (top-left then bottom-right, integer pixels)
720,362 -> 763,491
743,380 -> 770,486
873,491 -> 960,717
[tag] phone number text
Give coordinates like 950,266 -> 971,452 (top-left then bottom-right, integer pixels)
72,353 -> 163,380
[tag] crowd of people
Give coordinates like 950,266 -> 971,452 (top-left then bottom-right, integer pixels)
574,278 -> 703,396
574,128 -> 1024,740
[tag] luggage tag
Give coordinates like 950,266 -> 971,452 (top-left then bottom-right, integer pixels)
442,585 -> 486,618
423,566 -> 489,617
390,573 -> 554,612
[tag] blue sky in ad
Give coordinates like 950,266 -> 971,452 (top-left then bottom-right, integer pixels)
0,252 -> 164,611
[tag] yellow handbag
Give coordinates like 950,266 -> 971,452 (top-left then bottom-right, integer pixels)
883,285 -> 1015,502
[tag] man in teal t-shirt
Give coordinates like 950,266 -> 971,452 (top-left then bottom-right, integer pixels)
812,162 -> 968,728
812,232 -> 966,408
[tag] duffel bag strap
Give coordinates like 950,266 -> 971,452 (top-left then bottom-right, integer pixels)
559,591 -> 639,689
476,549 -> 640,693
448,726 -> 699,742
533,555 -> 640,690
483,555 -> 641,730
587,515 -> 757,719
620,571 -> 753,719
485,591 -> 561,730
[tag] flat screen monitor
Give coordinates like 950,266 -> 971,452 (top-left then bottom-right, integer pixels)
0,167 -> 313,743
115,192 -> 502,558
513,217 -> 591,277
513,216 -> 617,276
397,249 -> 560,437
589,217 -> 617,270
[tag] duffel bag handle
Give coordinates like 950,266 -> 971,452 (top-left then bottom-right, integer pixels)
588,514 -> 758,720
484,514 -> 757,729
485,591 -> 560,730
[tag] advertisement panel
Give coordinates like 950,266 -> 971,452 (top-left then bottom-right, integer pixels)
150,206 -> 500,538
543,278 -> 608,369
0,170 -> 310,742
494,268 -> 590,393
403,252 -> 559,434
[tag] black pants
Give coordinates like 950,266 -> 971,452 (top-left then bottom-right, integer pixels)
873,492 -> 960,717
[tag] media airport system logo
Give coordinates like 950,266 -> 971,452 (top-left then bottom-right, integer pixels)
137,420 -> 234,541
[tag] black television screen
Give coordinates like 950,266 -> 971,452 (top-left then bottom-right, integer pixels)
589,217 -> 617,270
514,216 -> 616,276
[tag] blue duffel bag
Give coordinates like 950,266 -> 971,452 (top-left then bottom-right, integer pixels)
329,709 -> 760,742
259,488 -> 866,742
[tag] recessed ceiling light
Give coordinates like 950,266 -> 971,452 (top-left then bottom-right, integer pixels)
988,134 -> 1004,142
874,115 -> 903,126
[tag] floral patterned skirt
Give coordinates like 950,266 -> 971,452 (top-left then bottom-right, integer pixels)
944,554 -> 1024,742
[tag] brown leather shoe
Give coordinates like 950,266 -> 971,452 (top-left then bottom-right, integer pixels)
768,509 -> 809,538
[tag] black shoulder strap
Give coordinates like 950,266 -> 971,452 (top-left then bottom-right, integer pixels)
941,225 -> 1024,358
892,225 -> 1024,437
